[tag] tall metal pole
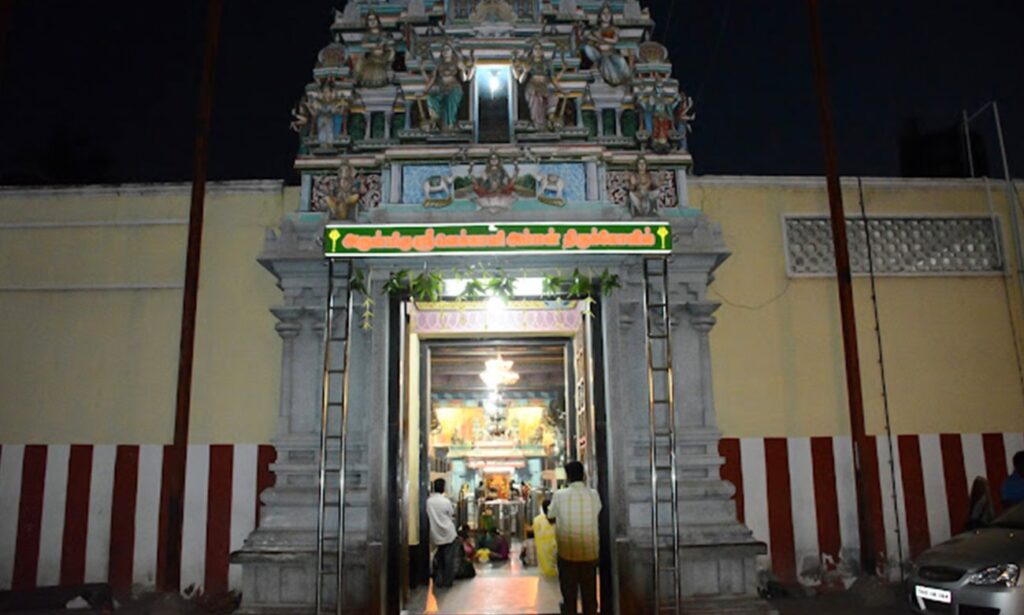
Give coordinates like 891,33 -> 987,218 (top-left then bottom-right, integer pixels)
160,0 -> 223,592
964,102 -> 1024,322
806,0 -> 876,574
992,103 -> 1024,297
962,110 -> 976,179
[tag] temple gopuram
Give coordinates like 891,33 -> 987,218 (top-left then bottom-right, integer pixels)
232,1 -> 769,613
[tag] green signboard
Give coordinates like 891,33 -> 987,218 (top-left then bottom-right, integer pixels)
323,222 -> 673,258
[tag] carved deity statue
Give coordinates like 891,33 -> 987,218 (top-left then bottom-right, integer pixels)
354,11 -> 395,88
289,100 -> 311,137
675,91 -> 695,148
322,165 -> 362,220
512,42 -> 567,130
292,78 -> 348,145
472,152 -> 516,195
471,0 -> 518,23
423,42 -> 476,131
627,157 -> 658,217
469,152 -> 519,212
638,80 -> 681,153
580,3 -> 632,87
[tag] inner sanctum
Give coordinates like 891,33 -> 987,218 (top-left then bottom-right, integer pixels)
400,298 -> 608,614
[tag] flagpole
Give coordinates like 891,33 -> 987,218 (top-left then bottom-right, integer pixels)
160,0 -> 224,592
806,0 -> 877,574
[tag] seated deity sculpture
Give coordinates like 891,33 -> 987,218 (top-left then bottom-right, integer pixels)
328,165 -> 364,220
354,12 -> 395,88
470,152 -> 519,212
580,3 -> 632,87
627,157 -> 659,217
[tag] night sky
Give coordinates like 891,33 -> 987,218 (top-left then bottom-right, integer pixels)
0,1 -> 1021,185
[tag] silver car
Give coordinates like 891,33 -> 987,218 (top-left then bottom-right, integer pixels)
909,504 -> 1024,614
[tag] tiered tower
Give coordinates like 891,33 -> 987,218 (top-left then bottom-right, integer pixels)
236,2 -> 771,613
288,0 -> 694,220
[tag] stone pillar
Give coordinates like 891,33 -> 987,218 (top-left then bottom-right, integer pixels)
663,218 -> 772,612
234,213 -> 371,614
615,219 -> 772,613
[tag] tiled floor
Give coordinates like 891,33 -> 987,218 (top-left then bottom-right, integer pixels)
404,547 -> 563,615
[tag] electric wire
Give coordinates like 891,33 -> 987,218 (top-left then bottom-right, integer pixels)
857,177 -> 905,581
711,278 -> 790,311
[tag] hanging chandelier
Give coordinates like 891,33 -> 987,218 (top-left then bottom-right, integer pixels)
479,355 -> 520,389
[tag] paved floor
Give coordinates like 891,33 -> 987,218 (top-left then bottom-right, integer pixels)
771,597 -> 908,614
769,584 -> 909,615
405,545 -> 563,615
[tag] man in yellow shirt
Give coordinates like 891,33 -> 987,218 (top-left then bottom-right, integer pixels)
548,461 -> 601,615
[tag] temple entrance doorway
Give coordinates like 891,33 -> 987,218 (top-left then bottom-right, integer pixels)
394,298 -> 610,615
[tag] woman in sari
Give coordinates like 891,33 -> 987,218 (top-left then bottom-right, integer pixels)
532,500 -> 557,577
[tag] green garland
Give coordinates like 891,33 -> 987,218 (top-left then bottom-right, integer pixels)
348,267 -> 620,329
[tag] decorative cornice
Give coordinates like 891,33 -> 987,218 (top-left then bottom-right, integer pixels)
685,301 -> 720,332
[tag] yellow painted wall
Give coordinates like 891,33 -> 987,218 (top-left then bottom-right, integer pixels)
696,177 -> 1024,437
0,182 -> 289,444
2,177 -> 1022,444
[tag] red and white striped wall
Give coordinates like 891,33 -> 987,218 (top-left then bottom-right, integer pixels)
4,435 -> 1023,593
720,432 -> 1024,586
0,444 -> 275,594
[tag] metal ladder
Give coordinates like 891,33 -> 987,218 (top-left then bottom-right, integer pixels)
316,260 -> 355,615
643,258 -> 682,615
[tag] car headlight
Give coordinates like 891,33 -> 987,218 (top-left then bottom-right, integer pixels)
967,564 -> 1020,587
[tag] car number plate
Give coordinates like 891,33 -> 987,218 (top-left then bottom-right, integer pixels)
915,585 -> 952,604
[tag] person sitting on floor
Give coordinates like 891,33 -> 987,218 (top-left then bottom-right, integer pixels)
967,476 -> 996,530
521,529 -> 538,566
454,525 -> 477,580
481,528 -> 510,561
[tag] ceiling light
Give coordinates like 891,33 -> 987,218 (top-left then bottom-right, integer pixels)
480,355 -> 519,389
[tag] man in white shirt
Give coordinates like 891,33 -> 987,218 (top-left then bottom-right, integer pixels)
548,461 -> 602,615
426,478 -> 458,588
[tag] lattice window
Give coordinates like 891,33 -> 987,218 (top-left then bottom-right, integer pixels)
784,215 -> 1003,276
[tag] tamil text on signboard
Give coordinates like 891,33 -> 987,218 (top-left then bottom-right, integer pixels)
323,222 -> 673,257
